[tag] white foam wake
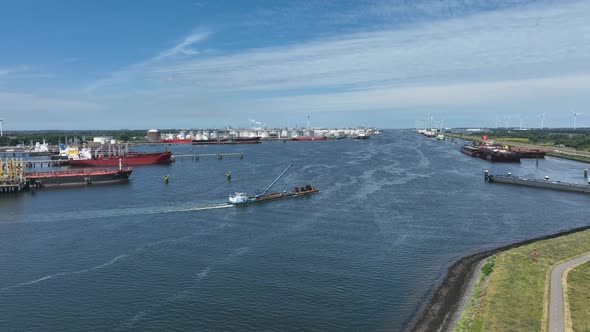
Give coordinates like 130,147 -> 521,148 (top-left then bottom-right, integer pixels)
1,254 -> 128,292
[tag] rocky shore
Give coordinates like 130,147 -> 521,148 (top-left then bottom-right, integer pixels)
408,225 -> 590,332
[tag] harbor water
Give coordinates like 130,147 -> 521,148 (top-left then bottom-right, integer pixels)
1,130 -> 590,331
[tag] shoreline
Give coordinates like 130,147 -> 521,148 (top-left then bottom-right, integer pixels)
408,224 -> 590,332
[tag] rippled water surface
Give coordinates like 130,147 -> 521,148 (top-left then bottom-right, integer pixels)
1,130 -> 589,331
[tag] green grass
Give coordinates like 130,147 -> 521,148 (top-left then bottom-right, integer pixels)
547,151 -> 590,163
454,229 -> 590,332
568,261 -> 590,332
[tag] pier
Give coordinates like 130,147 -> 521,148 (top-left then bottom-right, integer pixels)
172,153 -> 245,161
485,170 -> 590,193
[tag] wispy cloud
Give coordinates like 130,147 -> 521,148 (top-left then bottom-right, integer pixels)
0,65 -> 30,77
84,29 -> 211,92
154,30 -> 210,60
109,0 -> 590,97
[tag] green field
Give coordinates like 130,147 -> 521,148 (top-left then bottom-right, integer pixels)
568,261 -> 590,332
455,229 -> 590,332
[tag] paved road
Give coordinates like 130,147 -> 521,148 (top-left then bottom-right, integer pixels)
549,253 -> 590,332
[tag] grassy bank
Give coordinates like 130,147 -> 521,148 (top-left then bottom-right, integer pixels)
454,229 -> 590,332
568,261 -> 590,331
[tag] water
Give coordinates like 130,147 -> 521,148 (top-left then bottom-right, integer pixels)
1,130 -> 589,331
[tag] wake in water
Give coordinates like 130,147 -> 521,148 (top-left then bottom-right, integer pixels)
0,254 -> 128,292
8,202 -> 235,224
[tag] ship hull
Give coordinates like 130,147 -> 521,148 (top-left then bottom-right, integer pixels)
478,150 -> 521,162
291,137 -> 327,141
27,169 -> 132,187
162,139 -> 192,143
69,152 -> 172,166
230,189 -> 320,206
460,146 -> 480,157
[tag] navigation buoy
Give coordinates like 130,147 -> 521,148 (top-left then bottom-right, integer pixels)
164,175 -> 169,183
226,171 -> 231,180
584,169 -> 588,178
484,170 -> 489,181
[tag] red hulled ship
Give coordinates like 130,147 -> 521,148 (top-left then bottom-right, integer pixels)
68,147 -> 172,167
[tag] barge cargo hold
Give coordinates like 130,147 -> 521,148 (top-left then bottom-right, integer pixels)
477,147 -> 521,162
485,171 -> 590,193
460,145 -> 480,157
27,168 -> 133,187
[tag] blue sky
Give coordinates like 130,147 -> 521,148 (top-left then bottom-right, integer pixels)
1,0 -> 589,130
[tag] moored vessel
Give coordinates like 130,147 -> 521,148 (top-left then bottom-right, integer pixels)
27,167 -> 133,187
192,137 -> 261,145
68,146 -> 172,167
460,145 -> 480,157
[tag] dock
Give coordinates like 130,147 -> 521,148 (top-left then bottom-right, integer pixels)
485,171 -> 590,193
172,153 -> 245,161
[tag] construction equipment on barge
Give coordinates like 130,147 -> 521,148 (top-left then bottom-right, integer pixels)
484,170 -> 590,193
0,157 -> 28,194
228,164 -> 319,205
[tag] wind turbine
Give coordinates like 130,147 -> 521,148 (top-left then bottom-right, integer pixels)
572,112 -> 582,130
538,113 -> 545,129
504,116 -> 511,129
0,114 -> 3,137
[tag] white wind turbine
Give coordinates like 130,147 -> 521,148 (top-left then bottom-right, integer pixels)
538,113 -> 545,129
572,111 -> 582,130
0,114 -> 3,137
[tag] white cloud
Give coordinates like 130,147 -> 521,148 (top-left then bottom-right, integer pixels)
139,0 -> 590,96
154,30 -> 210,60
233,74 -> 590,112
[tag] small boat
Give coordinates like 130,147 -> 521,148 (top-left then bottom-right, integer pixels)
228,164 -> 319,205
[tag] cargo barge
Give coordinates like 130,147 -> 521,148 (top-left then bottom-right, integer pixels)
291,136 -> 327,141
27,168 -> 133,187
228,164 -> 319,206
460,145 -> 480,157
459,144 -> 520,162
484,171 -> 590,193
478,146 -> 521,162
192,137 -> 261,145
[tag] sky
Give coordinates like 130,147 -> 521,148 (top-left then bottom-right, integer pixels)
1,0 -> 589,130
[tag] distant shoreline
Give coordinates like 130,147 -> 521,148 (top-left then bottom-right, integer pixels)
408,224 -> 590,332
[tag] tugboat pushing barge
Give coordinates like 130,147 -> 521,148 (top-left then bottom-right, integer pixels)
228,164 -> 319,205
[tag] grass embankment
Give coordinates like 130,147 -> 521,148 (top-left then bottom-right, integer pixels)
454,229 -> 590,332
567,261 -> 590,332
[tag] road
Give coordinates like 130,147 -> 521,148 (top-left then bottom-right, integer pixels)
548,253 -> 590,332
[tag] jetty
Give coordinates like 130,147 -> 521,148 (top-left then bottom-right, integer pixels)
172,153 -> 245,161
484,170 -> 590,193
